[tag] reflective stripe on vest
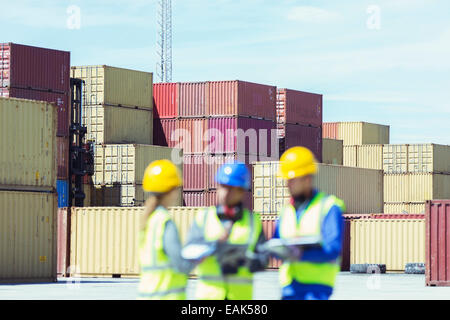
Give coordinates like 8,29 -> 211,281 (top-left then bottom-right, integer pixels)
194,206 -> 261,300
279,192 -> 344,288
138,207 -> 187,300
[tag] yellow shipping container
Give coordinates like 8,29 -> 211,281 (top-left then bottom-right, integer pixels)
70,206 -> 202,276
71,65 -> 153,109
253,162 -> 383,214
384,144 -> 450,174
337,122 -> 389,146
93,144 -> 183,185
322,138 -> 343,165
350,219 -> 425,271
383,203 -> 425,214
0,191 -> 57,283
384,173 -> 450,203
83,105 -> 153,145
343,145 -> 384,170
0,97 -> 56,190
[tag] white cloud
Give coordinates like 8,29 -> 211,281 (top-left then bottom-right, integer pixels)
287,6 -> 340,23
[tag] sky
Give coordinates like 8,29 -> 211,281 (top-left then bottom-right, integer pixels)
1,0 -> 449,144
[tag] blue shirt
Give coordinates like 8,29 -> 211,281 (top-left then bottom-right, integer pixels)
273,191 -> 344,299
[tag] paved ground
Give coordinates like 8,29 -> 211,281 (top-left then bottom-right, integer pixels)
1,271 -> 449,300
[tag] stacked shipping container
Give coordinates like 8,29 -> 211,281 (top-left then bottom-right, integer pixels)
0,98 -> 58,282
276,89 -> 323,161
0,43 -> 71,207
153,80 -> 279,208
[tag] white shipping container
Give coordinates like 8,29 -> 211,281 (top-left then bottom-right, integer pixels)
253,162 -> 383,214
343,145 -> 383,170
338,122 -> 389,146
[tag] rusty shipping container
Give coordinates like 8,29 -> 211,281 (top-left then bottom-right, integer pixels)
426,200 -> 450,286
82,104 -> 153,145
208,117 -> 277,156
323,122 -> 338,140
153,83 -> 178,118
71,65 -> 153,109
0,191 -> 57,283
253,162 -> 383,215
0,97 -> 56,190
276,88 -> 322,127
351,219 -> 425,271
0,43 -> 70,93
322,138 -> 343,165
1,87 -> 70,137
69,206 -> 201,276
284,124 -> 322,163
153,118 -> 178,147
93,144 -> 183,185
208,80 -> 276,120
178,82 -> 208,117
384,144 -> 450,174
184,154 -> 208,191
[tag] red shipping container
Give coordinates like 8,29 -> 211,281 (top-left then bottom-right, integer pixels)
57,208 -> 70,277
426,200 -> 450,286
183,154 -> 208,191
153,118 -> 178,147
0,43 -> 70,93
57,136 -> 69,179
178,118 -> 208,154
178,82 -> 207,117
277,89 -> 322,127
323,122 -> 338,140
285,124 -> 322,162
183,191 -> 216,207
208,80 -> 276,121
1,87 -> 70,137
372,214 -> 425,219
153,83 -> 178,118
208,117 -> 277,157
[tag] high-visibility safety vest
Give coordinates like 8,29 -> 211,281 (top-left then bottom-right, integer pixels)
194,206 -> 262,300
278,192 -> 346,289
138,206 -> 188,300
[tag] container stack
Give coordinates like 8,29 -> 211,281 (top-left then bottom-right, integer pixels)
0,97 -> 58,283
322,138 -> 343,165
71,65 -> 161,206
276,89 -> 323,161
0,43 -> 71,208
153,80 -> 279,209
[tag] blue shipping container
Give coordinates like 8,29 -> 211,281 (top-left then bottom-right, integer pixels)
57,180 -> 69,208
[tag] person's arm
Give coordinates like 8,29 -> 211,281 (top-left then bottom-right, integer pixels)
246,231 -> 269,272
162,220 -> 196,274
300,205 -> 344,263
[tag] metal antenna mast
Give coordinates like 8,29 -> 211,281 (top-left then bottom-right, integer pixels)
156,0 -> 172,82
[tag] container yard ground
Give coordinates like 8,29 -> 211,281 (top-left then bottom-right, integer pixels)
1,271 -> 449,300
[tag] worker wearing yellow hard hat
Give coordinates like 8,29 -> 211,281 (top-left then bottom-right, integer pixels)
137,159 -> 194,300
272,147 -> 346,300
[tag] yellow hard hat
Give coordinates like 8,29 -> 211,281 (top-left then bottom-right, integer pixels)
142,159 -> 183,193
279,146 -> 318,180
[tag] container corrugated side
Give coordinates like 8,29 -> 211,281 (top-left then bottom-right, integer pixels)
338,122 -> 389,146
350,219 -> 425,271
177,118 -> 208,154
83,104 -> 153,145
69,206 -> 200,276
57,208 -> 69,276
0,191 -> 57,283
253,162 -> 383,214
183,191 -> 216,207
0,97 -> 56,190
285,124 -> 322,162
93,144 -> 182,185
184,154 -> 208,191
426,200 -> 450,286
277,88 -> 322,127
384,203 -> 426,214
1,43 -> 70,93
56,136 -> 69,179
322,138 -> 343,165
323,122 -> 338,140
153,83 -> 178,118
71,65 -> 153,109
153,118 -> 178,147
178,82 -> 207,117
343,145 -> 383,170
208,117 -> 277,156
384,173 -> 450,203
208,80 -> 276,120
